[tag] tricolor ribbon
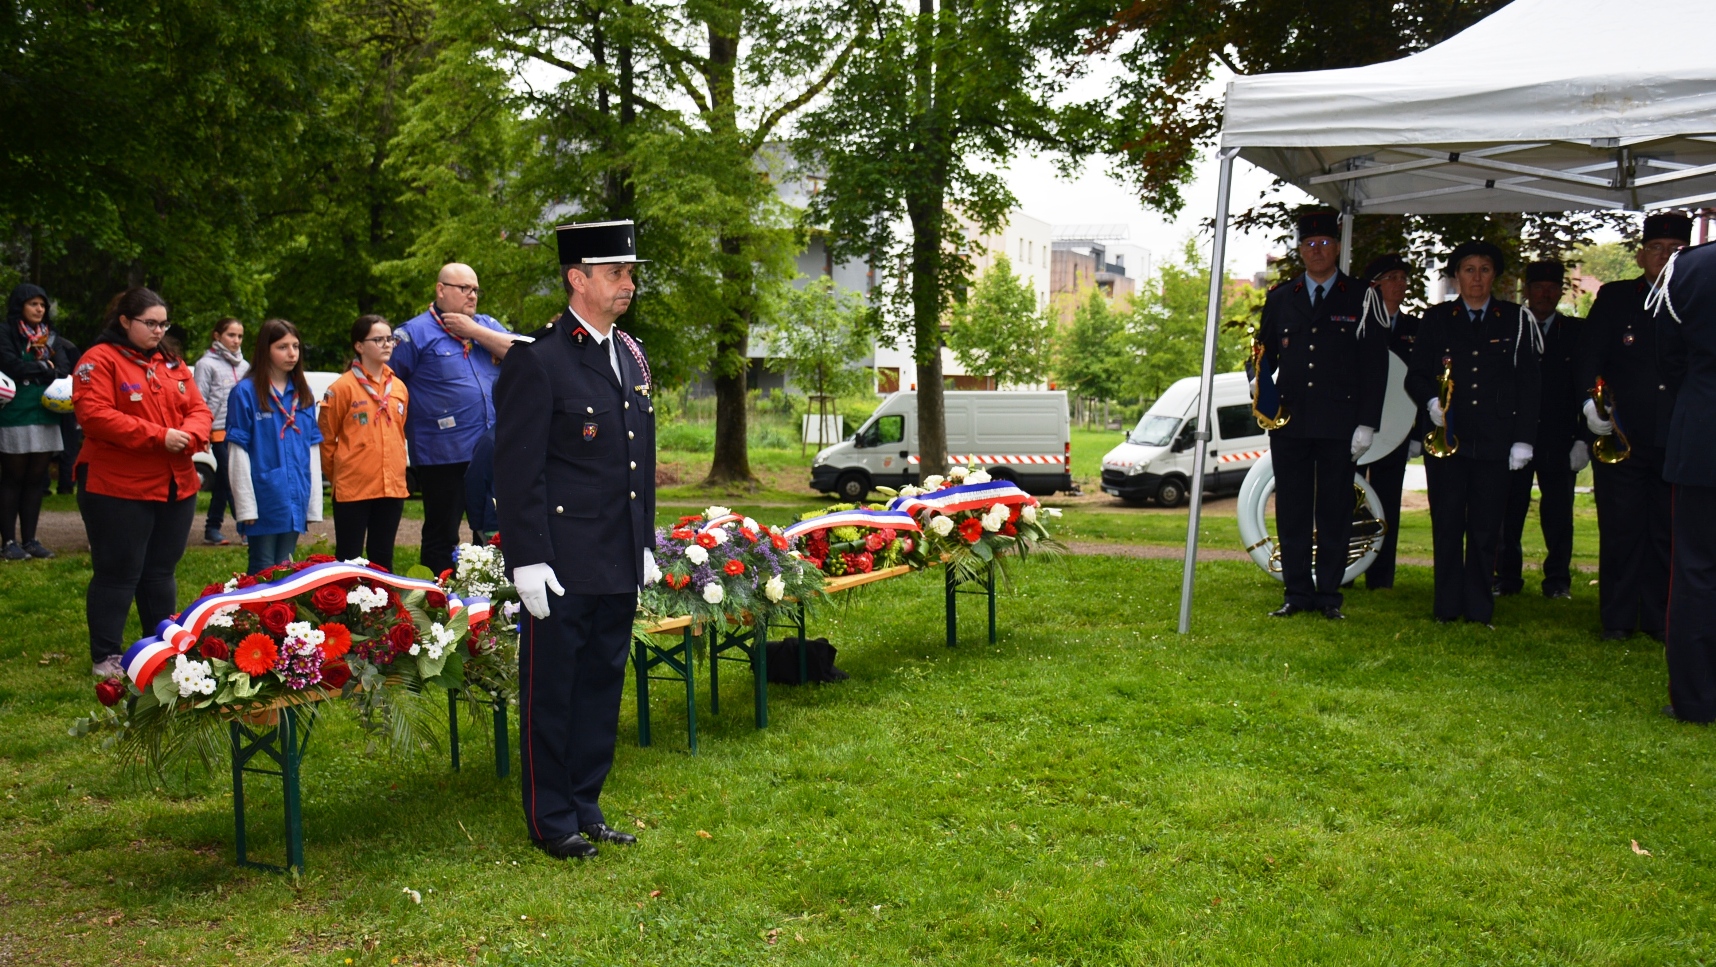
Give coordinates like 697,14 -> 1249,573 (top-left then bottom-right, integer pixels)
783,508 -> 922,541
121,561 -> 481,689
698,513 -> 744,533
887,481 -> 1036,518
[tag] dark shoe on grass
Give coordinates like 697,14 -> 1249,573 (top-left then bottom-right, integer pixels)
1321,607 -> 1346,620
91,656 -> 124,679
22,539 -> 52,559
535,833 -> 598,859
0,541 -> 25,561
1602,629 -> 1631,641
581,823 -> 637,846
1543,588 -> 1571,600
1269,604 -> 1310,618
204,526 -> 229,546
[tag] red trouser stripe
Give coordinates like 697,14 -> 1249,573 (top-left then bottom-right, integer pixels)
523,613 -> 540,841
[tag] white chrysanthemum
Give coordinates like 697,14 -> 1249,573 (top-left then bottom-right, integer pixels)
223,578 -> 240,593
928,515 -> 954,536
345,556 -> 369,566
708,528 -> 729,545
701,582 -> 725,604
896,485 -> 923,497
171,654 -> 216,698
347,585 -> 389,613
947,466 -> 968,481
922,475 -> 945,489
421,621 -> 458,661
1021,504 -> 1038,524
704,505 -> 732,520
285,621 -> 312,639
764,575 -> 786,603
966,469 -> 992,485
686,544 -> 709,565
206,605 -> 240,628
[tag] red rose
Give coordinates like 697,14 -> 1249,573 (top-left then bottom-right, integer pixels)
864,532 -> 886,552
387,622 -> 416,655
723,559 -> 745,576
320,659 -> 352,690
771,534 -> 788,550
311,583 -> 348,617
695,533 -> 718,549
855,551 -> 874,573
242,601 -> 269,616
671,528 -> 694,540
487,532 -> 502,546
318,622 -> 352,660
95,678 -> 125,707
335,576 -> 360,590
901,537 -> 914,554
198,636 -> 230,661
959,518 -> 984,544
200,583 -> 225,600
306,553 -> 336,564
260,602 -> 295,635
235,574 -> 258,589
427,590 -> 448,610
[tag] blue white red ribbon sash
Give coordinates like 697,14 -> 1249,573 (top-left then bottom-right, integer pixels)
698,513 -> 743,533
783,508 -> 922,541
121,561 -> 485,689
887,481 -> 1036,518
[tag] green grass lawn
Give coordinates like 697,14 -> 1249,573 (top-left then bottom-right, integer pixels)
3,548 -> 1712,965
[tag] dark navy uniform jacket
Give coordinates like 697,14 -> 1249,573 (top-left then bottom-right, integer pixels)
1661,242 -> 1716,486
1386,311 -> 1425,443
1258,271 -> 1388,440
493,309 -> 657,595
1406,298 -> 1541,462
1581,277 -> 1684,450
1534,312 -> 1588,457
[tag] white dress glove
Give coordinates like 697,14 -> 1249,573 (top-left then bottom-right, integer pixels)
1408,439 -> 1424,460
1427,398 -> 1446,428
1569,440 -> 1591,473
1583,398 -> 1612,436
642,548 -> 661,587
512,562 -> 564,620
1509,442 -> 1534,472
1350,425 -> 1375,461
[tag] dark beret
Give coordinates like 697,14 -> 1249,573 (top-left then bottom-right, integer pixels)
1642,212 -> 1693,245
1297,211 -> 1341,242
1525,261 -> 1565,284
1362,253 -> 1411,282
1445,240 -> 1506,278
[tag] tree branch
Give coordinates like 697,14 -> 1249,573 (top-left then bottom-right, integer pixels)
748,29 -> 865,154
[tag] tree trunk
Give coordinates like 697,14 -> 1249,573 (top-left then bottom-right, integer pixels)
701,25 -> 756,486
908,192 -> 947,478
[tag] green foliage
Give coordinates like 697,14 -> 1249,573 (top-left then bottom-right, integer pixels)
1055,287 -> 1127,404
947,255 -> 1052,387
1574,241 -> 1640,284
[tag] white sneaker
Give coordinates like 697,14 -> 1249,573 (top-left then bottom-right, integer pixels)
92,656 -> 124,679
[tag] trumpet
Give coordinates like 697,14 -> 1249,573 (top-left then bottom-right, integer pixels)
1590,377 -> 1632,463
1424,360 -> 1459,457
1249,340 -> 1291,431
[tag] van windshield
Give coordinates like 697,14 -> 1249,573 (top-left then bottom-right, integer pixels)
1129,414 -> 1182,447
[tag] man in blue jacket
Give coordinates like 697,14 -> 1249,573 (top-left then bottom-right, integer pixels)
391,263 -> 520,575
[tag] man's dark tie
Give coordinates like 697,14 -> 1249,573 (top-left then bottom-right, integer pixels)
1470,309 -> 1483,324
1312,284 -> 1324,307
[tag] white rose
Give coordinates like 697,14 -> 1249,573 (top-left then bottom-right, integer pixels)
702,582 -> 725,604
922,475 -> 945,489
686,544 -> 709,565
742,517 -> 760,533
929,515 -> 954,536
709,528 -> 729,545
967,470 -> 991,484
948,466 -> 968,481
765,575 -> 786,602
982,513 -> 1003,533
704,505 -> 732,520
897,485 -> 922,497
1021,504 -> 1038,524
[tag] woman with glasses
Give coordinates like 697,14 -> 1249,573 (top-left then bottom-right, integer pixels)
318,315 -> 410,570
192,317 -> 249,545
73,287 -> 212,680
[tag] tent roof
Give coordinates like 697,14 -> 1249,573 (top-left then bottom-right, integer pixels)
1218,0 -> 1716,214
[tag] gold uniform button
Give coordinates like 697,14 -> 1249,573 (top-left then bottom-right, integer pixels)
1472,350 -> 1479,356
586,406 -> 593,414
555,505 -> 564,514
624,401 -> 630,409
1307,381 -> 1315,387
629,491 -> 636,499
1308,362 -> 1315,369
629,461 -> 636,469
627,430 -> 634,439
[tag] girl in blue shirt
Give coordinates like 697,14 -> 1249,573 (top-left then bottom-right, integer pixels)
227,318 -> 322,574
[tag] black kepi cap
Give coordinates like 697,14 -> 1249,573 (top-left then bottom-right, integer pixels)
1362,253 -> 1411,281
556,219 -> 649,265
1525,261 -> 1564,284
1642,211 -> 1693,245
1445,239 -> 1506,278
1297,211 -> 1341,242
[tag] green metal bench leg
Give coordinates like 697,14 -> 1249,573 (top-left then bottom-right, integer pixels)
633,635 -> 653,747
280,707 -> 304,873
752,626 -> 768,729
946,567 -> 958,648
709,630 -> 720,716
447,689 -> 461,772
796,605 -> 809,685
682,628 -> 698,754
492,696 -> 509,777
987,561 -> 997,645
633,629 -> 698,753
229,705 -> 309,874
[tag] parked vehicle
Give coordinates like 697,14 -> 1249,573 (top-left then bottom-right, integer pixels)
811,391 -> 1071,501
1098,372 -> 1267,507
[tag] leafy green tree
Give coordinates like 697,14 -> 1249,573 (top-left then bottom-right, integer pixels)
1574,241 -> 1640,283
1054,287 -> 1126,421
762,278 -> 874,454
1116,240 -> 1249,403
947,256 -> 1050,387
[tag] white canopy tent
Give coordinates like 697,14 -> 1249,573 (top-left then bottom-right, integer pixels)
1177,0 -> 1716,632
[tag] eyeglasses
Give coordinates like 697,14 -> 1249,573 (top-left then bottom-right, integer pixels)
131,318 -> 170,331
361,336 -> 399,345
1300,239 -> 1337,250
441,282 -> 483,298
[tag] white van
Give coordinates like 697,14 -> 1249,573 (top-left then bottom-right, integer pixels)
811,391 -> 1071,500
1098,372 -> 1267,507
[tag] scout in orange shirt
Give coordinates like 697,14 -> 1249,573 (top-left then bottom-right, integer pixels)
318,314 -> 410,570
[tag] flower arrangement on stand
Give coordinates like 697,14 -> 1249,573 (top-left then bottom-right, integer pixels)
787,503 -> 929,577
443,536 -> 520,702
640,506 -> 826,626
889,465 -> 1064,586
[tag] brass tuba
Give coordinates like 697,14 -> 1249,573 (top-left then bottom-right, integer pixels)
1249,339 -> 1291,431
1590,376 -> 1632,463
1423,360 -> 1459,457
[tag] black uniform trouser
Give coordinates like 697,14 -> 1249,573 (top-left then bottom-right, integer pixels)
1362,439 -> 1411,589
1272,435 -> 1353,610
1668,484 -> 1716,722
1593,448 -> 1671,635
520,590 -> 635,841
333,497 -> 405,573
77,477 -> 196,663
414,462 -> 468,577
1424,454 -> 1508,623
1496,455 -> 1576,596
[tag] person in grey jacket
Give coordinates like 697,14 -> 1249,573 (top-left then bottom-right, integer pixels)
193,318 -> 249,545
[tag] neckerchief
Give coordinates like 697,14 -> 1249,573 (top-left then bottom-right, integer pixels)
115,344 -> 163,389
209,342 -> 245,381
18,320 -> 50,361
427,303 -> 471,358
269,384 -> 301,439
351,363 -> 394,423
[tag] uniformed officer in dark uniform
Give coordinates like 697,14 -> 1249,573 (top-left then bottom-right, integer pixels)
494,219 -> 657,859
1258,211 -> 1389,619
1657,239 -> 1716,721
1580,212 -> 1691,642
1358,253 -> 1421,591
1494,260 -> 1586,599
1406,240 -> 1540,626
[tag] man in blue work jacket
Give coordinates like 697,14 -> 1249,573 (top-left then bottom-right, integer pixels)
392,263 -> 521,575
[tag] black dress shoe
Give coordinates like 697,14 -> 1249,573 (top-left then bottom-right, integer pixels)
581,823 -> 637,845
1602,630 -> 1631,641
1269,604 -> 1308,618
1321,606 -> 1345,620
536,832 -> 598,859
1543,589 -> 1571,600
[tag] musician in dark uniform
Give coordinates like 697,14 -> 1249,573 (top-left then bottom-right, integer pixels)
1658,239 -> 1716,721
1495,261 -> 1586,599
1406,240 -> 1540,626
1358,253 -> 1421,591
1257,211 -> 1389,619
494,220 -> 657,859
1579,212 -> 1691,642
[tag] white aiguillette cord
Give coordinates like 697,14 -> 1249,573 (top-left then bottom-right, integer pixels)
1516,304 -> 1546,366
1644,248 -> 1684,324
1359,285 -> 1390,341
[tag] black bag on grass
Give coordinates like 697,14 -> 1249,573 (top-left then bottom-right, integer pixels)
765,637 -> 848,684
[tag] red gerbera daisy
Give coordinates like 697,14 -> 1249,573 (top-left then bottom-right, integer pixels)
233,634 -> 280,676
318,622 -> 352,660
958,518 -> 985,544
723,559 -> 745,576
696,533 -> 718,549
671,528 -> 694,540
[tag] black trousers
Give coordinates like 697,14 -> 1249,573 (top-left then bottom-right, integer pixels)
332,497 -> 405,573
414,462 -> 468,577
57,412 -> 80,494
206,440 -> 234,530
1362,438 -> 1411,589
0,450 -> 52,545
519,591 -> 634,841
78,478 -> 196,663
1424,454 -> 1508,623
1272,435 -> 1353,610
1668,484 -> 1716,722
1496,455 -> 1576,596
1593,448 -> 1671,635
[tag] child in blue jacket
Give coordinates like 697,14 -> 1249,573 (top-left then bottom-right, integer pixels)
227,318 -> 322,574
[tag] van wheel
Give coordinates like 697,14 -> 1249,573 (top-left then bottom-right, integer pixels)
1155,477 -> 1186,508
835,472 -> 870,502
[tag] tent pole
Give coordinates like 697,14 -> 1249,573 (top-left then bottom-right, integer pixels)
1177,147 -> 1240,635
1339,209 -> 1354,274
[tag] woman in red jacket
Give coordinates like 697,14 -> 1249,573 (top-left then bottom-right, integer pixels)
73,288 -> 212,680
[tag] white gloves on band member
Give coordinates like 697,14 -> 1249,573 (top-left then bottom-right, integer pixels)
1427,398 -> 1446,428
642,548 -> 660,587
1508,442 -> 1534,472
1408,439 -> 1424,460
513,563 -> 564,620
1582,398 -> 1613,436
1350,425 -> 1375,461
1569,440 -> 1591,473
